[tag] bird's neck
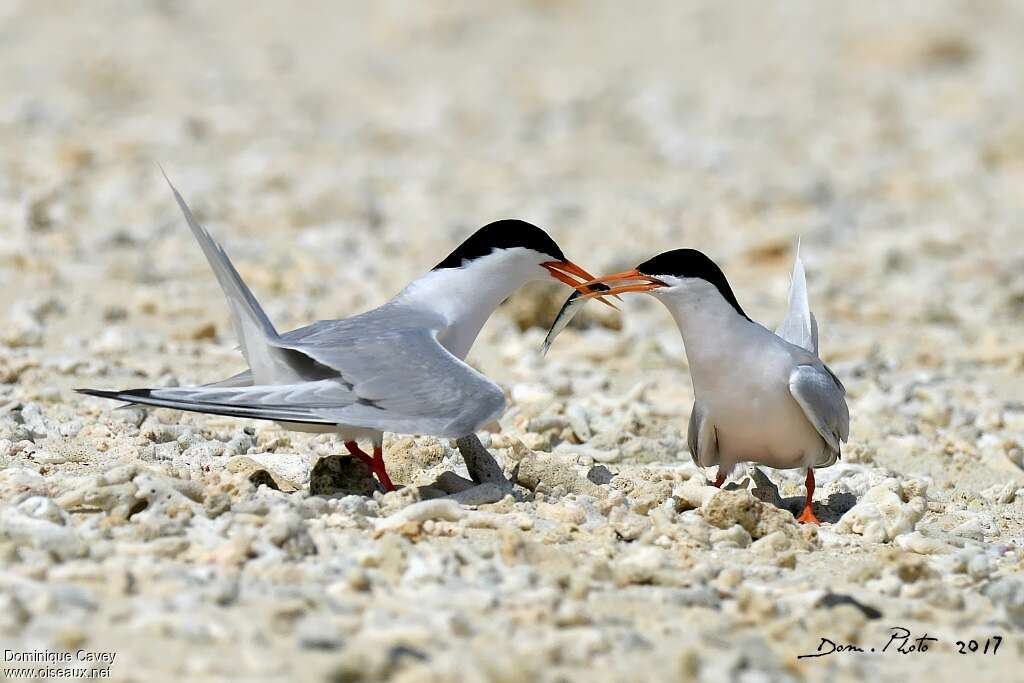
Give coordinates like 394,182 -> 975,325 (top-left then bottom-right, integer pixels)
397,252 -> 538,359
660,288 -> 758,388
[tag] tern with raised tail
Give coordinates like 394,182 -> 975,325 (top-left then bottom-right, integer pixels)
79,174 -> 602,491
559,245 -> 849,524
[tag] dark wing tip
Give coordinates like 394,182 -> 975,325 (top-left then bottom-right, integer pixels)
76,388 -> 111,397
76,388 -> 153,400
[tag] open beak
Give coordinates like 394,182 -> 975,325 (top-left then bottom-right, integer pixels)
542,261 -> 621,310
573,268 -> 667,301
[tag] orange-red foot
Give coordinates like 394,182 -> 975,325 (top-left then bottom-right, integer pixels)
713,471 -> 726,488
345,441 -> 396,492
796,505 -> 821,525
795,467 -> 820,524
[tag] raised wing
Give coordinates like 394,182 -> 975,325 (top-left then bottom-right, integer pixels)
161,170 -> 280,375
203,369 -> 253,388
774,239 -> 818,354
789,364 -> 849,454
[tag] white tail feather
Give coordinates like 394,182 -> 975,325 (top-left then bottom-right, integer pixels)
774,238 -> 818,354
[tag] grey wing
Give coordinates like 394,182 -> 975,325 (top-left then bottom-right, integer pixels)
88,322 -> 506,438
160,171 -> 279,370
789,364 -> 849,453
81,381 -> 359,425
687,401 -> 719,467
271,309 -> 506,437
204,369 -> 253,388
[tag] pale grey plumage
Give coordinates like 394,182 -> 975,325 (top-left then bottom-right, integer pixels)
776,243 -> 848,467
687,401 -> 718,468
789,364 -> 849,460
774,239 -> 819,355
669,243 -> 848,475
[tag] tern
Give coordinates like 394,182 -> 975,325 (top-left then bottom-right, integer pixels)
572,246 -> 849,524
79,175 -> 602,491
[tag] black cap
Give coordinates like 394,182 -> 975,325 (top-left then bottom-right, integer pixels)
433,219 -> 565,271
636,249 -> 748,319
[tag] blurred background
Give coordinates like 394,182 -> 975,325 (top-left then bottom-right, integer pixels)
0,0 -> 1022,492
2,0 -> 1023,380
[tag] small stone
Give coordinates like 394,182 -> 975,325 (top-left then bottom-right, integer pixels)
702,489 -> 798,540
189,321 -> 217,340
514,452 -> 603,497
202,491 -> 231,518
376,499 -> 465,533
539,501 -> 587,526
749,530 -> 791,557
894,555 -> 935,584
714,567 -> 742,592
17,496 -> 68,525
951,518 -> 985,542
554,601 -> 592,627
895,532 -> 953,555
675,478 -> 719,510
985,578 -> 1024,628
736,586 -> 777,620
834,482 -> 925,542
295,616 -> 345,650
710,523 -> 752,548
309,455 -> 377,497
447,482 -> 506,506
609,506 -> 651,541
967,553 -> 991,580
586,465 -> 614,485
612,546 -> 667,586
566,404 -> 592,442
816,592 -> 882,619
249,469 -> 280,490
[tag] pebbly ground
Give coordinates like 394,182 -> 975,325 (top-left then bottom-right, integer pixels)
2,1 -> 1024,681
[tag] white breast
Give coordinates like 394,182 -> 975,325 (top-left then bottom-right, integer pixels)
695,327 -> 827,470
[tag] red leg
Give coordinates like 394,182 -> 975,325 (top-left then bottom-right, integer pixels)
344,441 -> 396,492
713,470 -> 725,488
371,446 -> 395,492
344,441 -> 373,467
796,468 -> 820,525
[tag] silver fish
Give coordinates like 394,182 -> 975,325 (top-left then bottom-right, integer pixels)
540,283 -> 610,355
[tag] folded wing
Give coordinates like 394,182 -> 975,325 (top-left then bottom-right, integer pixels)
789,364 -> 850,454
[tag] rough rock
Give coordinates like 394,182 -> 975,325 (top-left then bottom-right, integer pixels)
834,481 -> 926,542
309,455 -> 377,497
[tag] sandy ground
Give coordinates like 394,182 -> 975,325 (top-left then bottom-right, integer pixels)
2,1 -> 1024,681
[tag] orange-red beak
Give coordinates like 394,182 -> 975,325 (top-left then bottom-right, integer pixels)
572,268 -> 668,301
542,261 -> 621,310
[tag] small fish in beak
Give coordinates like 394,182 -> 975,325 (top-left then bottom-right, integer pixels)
542,261 -> 621,309
575,268 -> 668,299
541,282 -> 611,355
540,267 -> 668,353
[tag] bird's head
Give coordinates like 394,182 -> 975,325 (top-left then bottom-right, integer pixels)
574,248 -> 748,318
432,219 -> 611,301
